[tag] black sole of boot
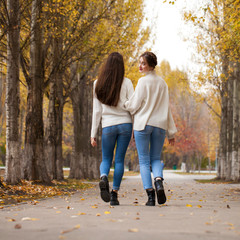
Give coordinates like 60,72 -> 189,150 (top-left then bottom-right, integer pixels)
99,180 -> 110,202
156,189 -> 166,204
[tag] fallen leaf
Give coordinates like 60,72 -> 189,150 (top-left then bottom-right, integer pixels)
197,205 -> 202,208
96,213 -> 101,216
77,212 -> 86,215
128,228 -> 139,232
104,211 -> 111,214
135,217 -> 140,220
59,236 -> 66,239
186,204 -> 192,207
227,205 -> 230,209
8,218 -> 16,222
21,217 -> 39,221
32,201 -> 39,205
92,206 -> 98,209
61,224 -> 80,234
80,198 -> 85,201
15,224 -> 22,229
75,224 -> 80,229
56,211 -> 61,213
107,219 -> 117,222
159,214 -> 165,217
205,222 -> 213,225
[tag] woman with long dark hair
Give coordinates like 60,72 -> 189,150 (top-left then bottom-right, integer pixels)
91,52 -> 133,206
124,51 -> 177,206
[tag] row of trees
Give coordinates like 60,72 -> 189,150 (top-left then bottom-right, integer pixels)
184,0 -> 240,180
123,59 -> 219,173
158,61 -> 219,171
0,0 -> 150,184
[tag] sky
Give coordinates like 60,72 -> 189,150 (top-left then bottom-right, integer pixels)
143,0 -> 200,71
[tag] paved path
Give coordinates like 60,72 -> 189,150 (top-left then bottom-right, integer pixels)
0,171 -> 240,240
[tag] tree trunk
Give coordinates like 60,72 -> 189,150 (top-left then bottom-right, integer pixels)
226,65 -> 233,180
0,62 -> 6,136
5,0 -> 21,184
69,67 -> 101,179
218,57 -> 228,179
23,0 -> 50,183
231,62 -> 239,181
45,79 -> 56,180
238,64 -> 240,180
45,38 -> 64,180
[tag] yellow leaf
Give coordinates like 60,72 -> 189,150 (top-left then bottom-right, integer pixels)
197,205 -> 202,208
205,222 -> 213,225
186,204 -> 192,207
104,211 -> 111,214
8,219 -> 16,222
96,213 -> 101,216
59,236 -> 66,239
74,224 -> 80,229
92,206 -> 98,209
77,212 -> 86,215
128,228 -> 139,232
21,217 -> 39,221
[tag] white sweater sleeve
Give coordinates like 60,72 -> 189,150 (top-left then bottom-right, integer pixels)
167,106 -> 177,139
91,81 -> 102,138
127,79 -> 134,99
124,79 -> 145,115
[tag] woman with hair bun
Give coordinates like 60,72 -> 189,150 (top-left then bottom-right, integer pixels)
124,51 -> 177,206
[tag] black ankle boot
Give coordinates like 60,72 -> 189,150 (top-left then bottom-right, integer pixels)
146,189 -> 155,206
154,179 -> 166,204
99,176 -> 110,202
110,190 -> 119,205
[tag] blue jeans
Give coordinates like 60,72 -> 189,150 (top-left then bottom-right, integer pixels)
101,123 -> 132,190
134,125 -> 166,190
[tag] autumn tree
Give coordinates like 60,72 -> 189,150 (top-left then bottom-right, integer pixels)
184,0 -> 240,180
4,0 -> 21,184
22,0 -> 50,183
69,0 -> 150,179
0,0 -> 150,182
157,61 -> 217,171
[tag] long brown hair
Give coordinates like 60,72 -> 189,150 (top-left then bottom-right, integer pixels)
95,52 -> 125,107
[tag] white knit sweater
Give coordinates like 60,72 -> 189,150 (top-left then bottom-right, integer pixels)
91,78 -> 134,138
124,70 -> 177,139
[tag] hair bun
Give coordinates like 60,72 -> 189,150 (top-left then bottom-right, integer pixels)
140,51 -> 157,69
149,52 -> 157,67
